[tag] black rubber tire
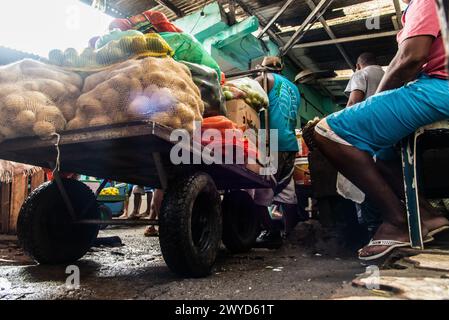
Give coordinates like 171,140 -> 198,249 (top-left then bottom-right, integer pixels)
159,172 -> 222,278
98,204 -> 113,230
222,190 -> 259,253
17,179 -> 100,265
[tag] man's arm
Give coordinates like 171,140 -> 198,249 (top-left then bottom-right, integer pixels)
376,35 -> 434,93
346,90 -> 365,107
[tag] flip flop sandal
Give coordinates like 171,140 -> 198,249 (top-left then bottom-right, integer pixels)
358,236 -> 434,255
424,236 -> 435,244
358,239 -> 411,261
427,225 -> 449,238
144,227 -> 159,237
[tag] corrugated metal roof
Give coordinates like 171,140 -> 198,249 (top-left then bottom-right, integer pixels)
80,0 -> 218,19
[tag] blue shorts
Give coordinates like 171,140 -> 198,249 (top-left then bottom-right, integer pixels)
327,74 -> 449,157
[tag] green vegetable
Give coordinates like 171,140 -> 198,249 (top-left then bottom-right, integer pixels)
224,91 -> 234,100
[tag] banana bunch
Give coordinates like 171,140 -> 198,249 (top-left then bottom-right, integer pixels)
100,187 -> 120,196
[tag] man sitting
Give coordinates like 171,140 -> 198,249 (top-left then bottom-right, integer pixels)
310,0 -> 449,260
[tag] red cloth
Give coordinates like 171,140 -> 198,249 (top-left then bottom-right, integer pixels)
109,10 -> 183,34
397,0 -> 448,79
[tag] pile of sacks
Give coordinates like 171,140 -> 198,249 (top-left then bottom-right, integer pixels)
0,56 -> 204,143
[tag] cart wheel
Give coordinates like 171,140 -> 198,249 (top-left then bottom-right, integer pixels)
159,172 -> 222,278
222,190 -> 259,253
99,204 -> 113,230
17,179 -> 100,264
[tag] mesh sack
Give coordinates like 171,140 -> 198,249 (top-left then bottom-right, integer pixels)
0,60 -> 81,141
70,56 -> 203,133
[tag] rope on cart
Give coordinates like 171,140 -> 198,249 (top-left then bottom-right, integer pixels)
52,133 -> 61,174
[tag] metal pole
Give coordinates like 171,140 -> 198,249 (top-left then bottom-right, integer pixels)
281,0 -> 334,55
436,0 -> 449,73
257,0 -> 295,39
392,0 -> 403,29
292,31 -> 398,49
53,171 -> 78,221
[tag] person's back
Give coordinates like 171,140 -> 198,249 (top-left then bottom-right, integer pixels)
346,65 -> 385,100
265,73 -> 301,152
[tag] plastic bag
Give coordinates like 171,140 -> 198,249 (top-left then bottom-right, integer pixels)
225,77 -> 268,111
159,32 -> 221,78
181,61 -> 226,118
336,172 -> 365,204
110,10 -> 183,34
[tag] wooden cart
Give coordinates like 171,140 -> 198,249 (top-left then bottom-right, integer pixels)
0,121 -> 272,277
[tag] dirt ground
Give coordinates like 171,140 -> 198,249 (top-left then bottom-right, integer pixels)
2,220 -> 449,300
0,221 -> 375,300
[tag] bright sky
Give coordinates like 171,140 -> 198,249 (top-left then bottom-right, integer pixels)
0,0 -> 113,57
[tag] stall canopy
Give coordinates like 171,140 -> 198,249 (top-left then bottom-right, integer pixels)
80,0 -> 402,101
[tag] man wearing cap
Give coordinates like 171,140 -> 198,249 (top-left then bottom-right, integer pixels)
251,56 -> 302,248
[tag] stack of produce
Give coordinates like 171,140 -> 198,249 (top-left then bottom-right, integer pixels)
100,187 -> 120,196
67,56 -> 204,133
0,59 -> 83,142
222,78 -> 269,111
48,33 -> 173,69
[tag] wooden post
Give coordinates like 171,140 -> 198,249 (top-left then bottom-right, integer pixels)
31,169 -> 45,192
9,174 -> 27,233
1,183 -> 11,234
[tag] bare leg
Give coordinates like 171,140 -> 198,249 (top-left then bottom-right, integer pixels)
376,158 -> 449,231
139,191 -> 153,217
314,129 -> 411,257
144,189 -> 163,236
129,193 -> 141,219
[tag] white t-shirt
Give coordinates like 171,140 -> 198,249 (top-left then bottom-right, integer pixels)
345,65 -> 385,99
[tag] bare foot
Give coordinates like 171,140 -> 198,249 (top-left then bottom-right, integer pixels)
358,222 -> 410,258
127,212 -> 140,220
138,211 -> 151,218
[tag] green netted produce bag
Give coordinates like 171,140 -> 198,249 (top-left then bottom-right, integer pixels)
160,32 -> 221,78
48,33 -> 174,70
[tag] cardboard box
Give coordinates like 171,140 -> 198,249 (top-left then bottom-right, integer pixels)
226,99 -> 260,132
